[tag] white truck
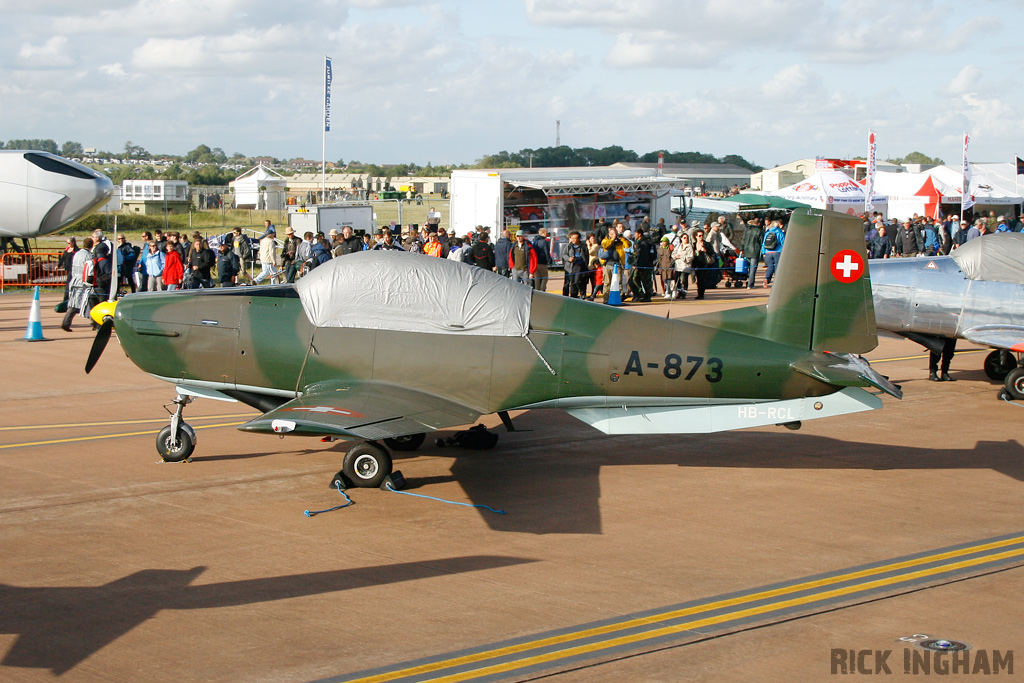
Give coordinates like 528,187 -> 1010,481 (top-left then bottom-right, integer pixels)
288,203 -> 377,236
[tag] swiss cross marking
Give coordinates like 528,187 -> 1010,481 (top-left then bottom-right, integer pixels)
830,249 -> 865,283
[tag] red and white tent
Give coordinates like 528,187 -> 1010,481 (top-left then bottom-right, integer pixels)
768,171 -> 887,216
867,171 -> 949,220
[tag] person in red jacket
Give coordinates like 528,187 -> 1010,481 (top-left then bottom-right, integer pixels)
163,245 -> 184,290
508,230 -> 537,286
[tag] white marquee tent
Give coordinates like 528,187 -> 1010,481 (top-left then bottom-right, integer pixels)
926,164 -> 1022,208
230,164 -> 288,210
768,171 -> 888,217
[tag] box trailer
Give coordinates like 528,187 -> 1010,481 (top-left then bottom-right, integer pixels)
287,203 -> 377,236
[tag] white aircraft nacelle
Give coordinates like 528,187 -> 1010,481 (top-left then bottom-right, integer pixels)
0,151 -> 113,238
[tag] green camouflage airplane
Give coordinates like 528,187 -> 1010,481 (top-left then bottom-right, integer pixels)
86,208 -> 900,488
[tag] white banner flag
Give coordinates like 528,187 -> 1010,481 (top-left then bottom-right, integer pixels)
961,131 -> 973,211
864,130 -> 877,213
324,56 -> 333,132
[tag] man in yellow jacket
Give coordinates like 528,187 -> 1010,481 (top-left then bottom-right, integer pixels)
599,226 -> 631,304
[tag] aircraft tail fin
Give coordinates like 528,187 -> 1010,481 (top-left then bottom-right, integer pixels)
764,209 -> 877,354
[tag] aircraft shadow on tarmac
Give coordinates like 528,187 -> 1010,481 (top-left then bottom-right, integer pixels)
435,420 -> 1024,536
0,556 -> 534,675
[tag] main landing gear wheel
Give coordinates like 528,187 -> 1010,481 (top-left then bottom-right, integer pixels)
984,349 -> 1016,381
383,433 -> 426,452
1004,367 -> 1024,401
156,424 -> 196,462
343,442 -> 392,488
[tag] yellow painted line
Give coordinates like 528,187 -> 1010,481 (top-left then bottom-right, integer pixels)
0,413 -> 258,432
424,546 -> 1024,683
0,421 -> 247,450
343,534 -> 1024,683
870,349 -> 984,364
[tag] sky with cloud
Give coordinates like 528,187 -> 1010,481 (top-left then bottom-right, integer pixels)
0,0 -> 1020,168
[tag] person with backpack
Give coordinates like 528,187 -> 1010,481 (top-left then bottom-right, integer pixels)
216,241 -> 240,287
531,229 -> 551,292
312,235 -> 332,266
761,220 -> 786,287
232,227 -> 253,283
740,217 -> 765,289
599,226 -> 631,304
62,237 -> 92,332
88,242 -> 114,316
115,235 -> 138,294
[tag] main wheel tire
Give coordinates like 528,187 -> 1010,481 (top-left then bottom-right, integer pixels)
342,442 -> 392,488
984,350 -> 1016,381
156,424 -> 196,462
1004,367 -> 1024,400
383,433 -> 426,452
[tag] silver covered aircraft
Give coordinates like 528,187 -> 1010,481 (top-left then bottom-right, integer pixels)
0,151 -> 113,252
870,232 -> 1024,399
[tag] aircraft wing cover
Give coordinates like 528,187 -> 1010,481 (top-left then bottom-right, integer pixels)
950,233 -> 1024,285
295,251 -> 531,336
237,379 -> 482,439
961,325 -> 1024,352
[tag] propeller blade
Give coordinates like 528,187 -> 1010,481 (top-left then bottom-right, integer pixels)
85,319 -> 114,374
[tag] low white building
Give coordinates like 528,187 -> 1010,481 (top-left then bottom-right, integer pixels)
121,179 -> 189,215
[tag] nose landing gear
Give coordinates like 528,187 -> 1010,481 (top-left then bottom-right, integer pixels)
157,394 -> 197,462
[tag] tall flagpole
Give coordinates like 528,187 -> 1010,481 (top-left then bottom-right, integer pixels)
322,55 -> 332,204
864,130 -> 877,215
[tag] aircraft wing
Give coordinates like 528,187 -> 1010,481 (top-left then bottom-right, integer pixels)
961,325 -> 1024,353
237,380 -> 481,440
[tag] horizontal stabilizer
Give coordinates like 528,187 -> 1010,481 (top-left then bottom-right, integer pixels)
791,353 -> 902,399
566,387 -> 882,435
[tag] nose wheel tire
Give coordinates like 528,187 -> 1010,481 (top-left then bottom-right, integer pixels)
342,442 -> 392,488
383,433 -> 426,452
156,423 -> 197,462
1004,367 -> 1024,401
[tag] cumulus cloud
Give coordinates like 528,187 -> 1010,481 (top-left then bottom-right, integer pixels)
98,63 -> 127,77
17,36 -> 74,68
527,0 -> 998,68
945,65 -> 982,96
0,0 -> 1019,166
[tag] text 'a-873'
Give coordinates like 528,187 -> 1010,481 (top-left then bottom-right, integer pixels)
623,350 -> 723,383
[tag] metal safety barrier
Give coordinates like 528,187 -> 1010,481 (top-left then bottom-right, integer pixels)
1,252 -> 66,293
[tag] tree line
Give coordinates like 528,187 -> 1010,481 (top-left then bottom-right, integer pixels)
473,146 -> 764,172
6,138 -> 946,185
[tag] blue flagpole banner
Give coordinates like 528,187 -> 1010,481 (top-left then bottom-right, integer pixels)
1016,155 -> 1024,176
324,56 -> 332,132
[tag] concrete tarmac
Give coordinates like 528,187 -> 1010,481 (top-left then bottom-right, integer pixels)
1,283 -> 1022,682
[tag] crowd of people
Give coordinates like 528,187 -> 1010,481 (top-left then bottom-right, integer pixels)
58,207 -> 1020,334
863,210 -> 1022,259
